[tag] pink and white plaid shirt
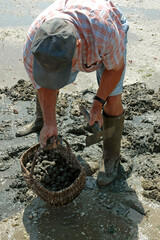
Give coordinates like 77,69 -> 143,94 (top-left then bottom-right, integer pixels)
23,0 -> 125,88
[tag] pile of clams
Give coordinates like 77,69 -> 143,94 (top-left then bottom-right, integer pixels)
25,148 -> 80,192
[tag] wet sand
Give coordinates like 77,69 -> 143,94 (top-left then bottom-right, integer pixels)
0,1 -> 160,240
0,0 -> 160,91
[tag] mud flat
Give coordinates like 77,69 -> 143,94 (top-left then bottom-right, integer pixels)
0,80 -> 160,240
0,0 -> 160,239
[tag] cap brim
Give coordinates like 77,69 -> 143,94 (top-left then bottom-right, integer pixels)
33,57 -> 72,89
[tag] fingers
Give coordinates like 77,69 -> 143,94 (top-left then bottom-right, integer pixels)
89,109 -> 103,128
39,125 -> 58,148
45,136 -> 60,150
89,116 -> 103,128
39,132 -> 51,147
89,117 -> 95,127
40,134 -> 59,149
89,99 -> 103,127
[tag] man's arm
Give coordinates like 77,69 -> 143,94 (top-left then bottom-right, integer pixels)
89,55 -> 125,127
38,88 -> 58,146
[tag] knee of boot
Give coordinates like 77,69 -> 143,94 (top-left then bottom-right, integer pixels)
104,95 -> 123,117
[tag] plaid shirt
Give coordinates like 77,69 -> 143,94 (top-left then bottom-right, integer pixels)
23,0 -> 125,88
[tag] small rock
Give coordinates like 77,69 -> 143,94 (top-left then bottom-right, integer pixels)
12,222 -> 19,227
13,109 -> 18,114
28,215 -> 33,220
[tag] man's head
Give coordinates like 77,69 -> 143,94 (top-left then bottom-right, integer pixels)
31,18 -> 76,89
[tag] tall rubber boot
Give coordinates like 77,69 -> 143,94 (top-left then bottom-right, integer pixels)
97,111 -> 124,187
16,94 -> 43,137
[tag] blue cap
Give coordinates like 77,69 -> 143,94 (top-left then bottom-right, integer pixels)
31,18 -> 76,89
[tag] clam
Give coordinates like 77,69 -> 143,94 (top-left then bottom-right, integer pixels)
25,147 -> 80,192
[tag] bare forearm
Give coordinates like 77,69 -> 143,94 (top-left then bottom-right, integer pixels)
38,88 -> 57,125
89,57 -> 125,126
96,63 -> 125,101
37,88 -> 59,146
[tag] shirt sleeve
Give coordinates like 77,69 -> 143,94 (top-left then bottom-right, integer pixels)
102,27 -> 125,70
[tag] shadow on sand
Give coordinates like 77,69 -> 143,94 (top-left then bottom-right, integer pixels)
23,165 -> 145,240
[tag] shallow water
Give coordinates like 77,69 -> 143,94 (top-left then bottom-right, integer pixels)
1,0 -> 160,28
0,0 -> 52,27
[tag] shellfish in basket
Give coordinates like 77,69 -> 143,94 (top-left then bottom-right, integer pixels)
20,137 -> 86,206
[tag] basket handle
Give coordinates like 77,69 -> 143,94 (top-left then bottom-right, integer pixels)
29,136 -> 72,176
61,138 -> 72,155
30,146 -> 41,176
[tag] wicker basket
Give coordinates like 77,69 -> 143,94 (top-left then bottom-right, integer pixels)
20,138 -> 86,206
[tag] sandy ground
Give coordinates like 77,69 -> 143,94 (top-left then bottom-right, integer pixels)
0,0 -> 160,240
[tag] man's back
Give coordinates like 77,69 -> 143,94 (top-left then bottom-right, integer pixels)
24,0 -> 126,87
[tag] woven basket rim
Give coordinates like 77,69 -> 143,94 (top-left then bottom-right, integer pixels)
20,141 -> 86,206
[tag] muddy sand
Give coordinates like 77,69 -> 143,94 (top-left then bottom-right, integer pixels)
0,0 -> 160,240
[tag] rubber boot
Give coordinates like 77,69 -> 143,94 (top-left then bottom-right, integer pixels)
97,111 -> 124,187
16,94 -> 43,137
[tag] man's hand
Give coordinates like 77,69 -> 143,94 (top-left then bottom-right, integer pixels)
89,100 -> 103,128
39,123 -> 58,147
